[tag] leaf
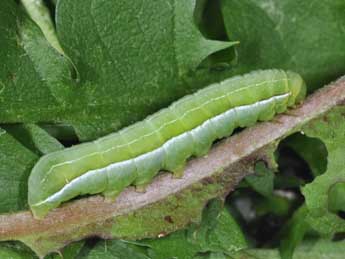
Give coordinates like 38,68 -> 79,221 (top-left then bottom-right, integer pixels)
301,107 -> 345,234
255,194 -> 292,217
0,128 -> 38,213
193,252 -> 230,259
232,239 -> 345,259
79,240 -> 149,259
145,200 -> 246,259
21,0 -> 64,54
0,242 -> 36,259
0,1 -> 75,122
24,124 -> 64,154
48,241 -> 85,259
221,0 -> 345,91
3,124 -> 64,155
277,107 -> 345,256
56,0 -> 234,139
0,0 -> 234,140
328,182 -> 345,213
245,162 -> 274,197
147,231 -> 199,259
187,199 -> 247,254
279,205 -> 310,259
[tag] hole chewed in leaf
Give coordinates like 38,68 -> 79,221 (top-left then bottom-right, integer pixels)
278,132 -> 328,183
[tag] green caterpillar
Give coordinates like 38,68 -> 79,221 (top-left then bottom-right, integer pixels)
28,69 -> 306,219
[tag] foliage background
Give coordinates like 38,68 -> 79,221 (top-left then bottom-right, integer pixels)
0,0 -> 344,258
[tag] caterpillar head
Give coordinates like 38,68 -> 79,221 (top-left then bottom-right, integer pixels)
286,71 -> 307,105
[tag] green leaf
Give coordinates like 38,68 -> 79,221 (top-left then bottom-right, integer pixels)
3,124 -> 64,155
21,0 -> 64,54
255,194 -> 292,217
1,0 -> 234,140
0,247 -> 32,259
0,128 -> 38,213
245,162 -> 274,197
301,107 -> 345,234
328,182 -> 345,213
55,0 -> 234,139
221,0 -> 345,91
0,242 -> 37,259
24,124 -> 64,154
143,200 -> 247,259
145,200 -> 246,259
82,240 -> 149,259
0,1 -> 75,122
147,231 -> 199,259
193,252 -> 230,259
279,206 -> 310,259
232,239 -> 345,259
188,200 -> 247,254
0,240 -> 85,259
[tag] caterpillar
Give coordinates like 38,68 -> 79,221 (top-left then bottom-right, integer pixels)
28,69 -> 306,219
